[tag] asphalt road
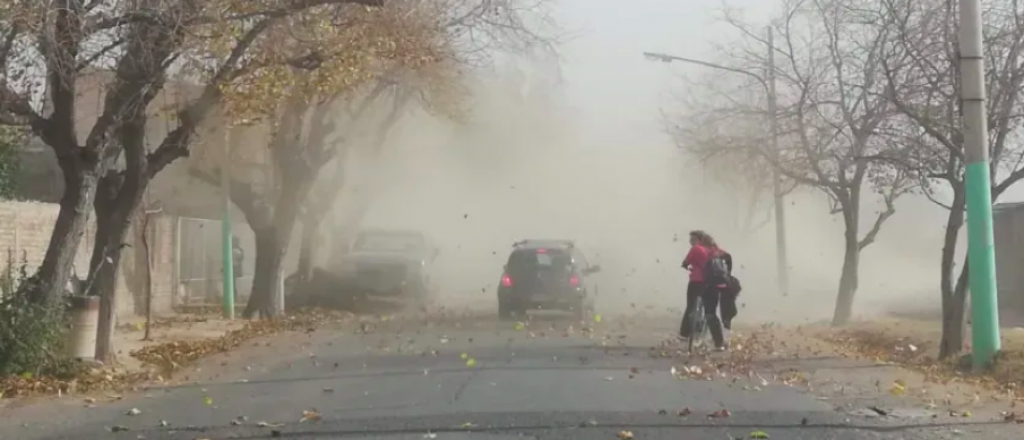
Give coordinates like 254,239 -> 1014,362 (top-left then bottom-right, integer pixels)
2,311 -> 1021,440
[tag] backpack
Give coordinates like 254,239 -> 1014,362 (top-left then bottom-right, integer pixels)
725,275 -> 742,296
703,252 -> 730,285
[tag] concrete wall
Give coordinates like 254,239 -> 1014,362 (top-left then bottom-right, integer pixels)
994,204 -> 1024,326
0,200 -> 176,321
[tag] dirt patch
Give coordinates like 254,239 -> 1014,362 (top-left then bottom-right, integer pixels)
814,319 -> 1024,402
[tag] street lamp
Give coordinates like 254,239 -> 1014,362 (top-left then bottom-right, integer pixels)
644,28 -> 789,296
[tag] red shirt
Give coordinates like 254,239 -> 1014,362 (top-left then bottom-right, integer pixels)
683,244 -> 709,282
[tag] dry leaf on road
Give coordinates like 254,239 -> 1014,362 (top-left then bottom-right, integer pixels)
300,409 -> 322,422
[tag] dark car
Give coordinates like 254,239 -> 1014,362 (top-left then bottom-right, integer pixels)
497,239 -> 601,320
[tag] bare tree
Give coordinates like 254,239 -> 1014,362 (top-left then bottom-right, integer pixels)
0,0 -> 388,320
877,0 -> 1024,358
294,81 -> 411,285
674,0 -> 913,325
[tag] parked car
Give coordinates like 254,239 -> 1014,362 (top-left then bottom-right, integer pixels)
496,239 -> 601,320
287,229 -> 439,310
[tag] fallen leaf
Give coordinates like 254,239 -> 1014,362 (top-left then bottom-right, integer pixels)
300,409 -> 322,422
203,396 -> 213,406
749,430 -> 769,439
126,407 -> 141,416
466,358 -> 477,367
617,430 -> 634,439
593,314 -> 602,323
708,409 -> 731,418
678,407 -> 692,416
890,381 -> 906,396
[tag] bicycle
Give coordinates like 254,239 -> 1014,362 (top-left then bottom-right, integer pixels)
687,296 -> 710,354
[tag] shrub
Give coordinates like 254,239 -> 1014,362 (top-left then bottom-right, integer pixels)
0,250 -> 81,378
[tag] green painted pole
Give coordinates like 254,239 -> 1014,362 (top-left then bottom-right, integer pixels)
222,129 -> 235,319
959,0 -> 1000,369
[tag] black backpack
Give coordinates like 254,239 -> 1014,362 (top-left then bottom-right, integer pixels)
703,253 -> 730,285
725,275 -> 742,296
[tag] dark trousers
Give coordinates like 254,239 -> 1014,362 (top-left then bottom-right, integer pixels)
720,291 -> 738,329
679,281 -> 726,347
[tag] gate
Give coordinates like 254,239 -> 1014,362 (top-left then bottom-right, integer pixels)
176,217 -> 252,308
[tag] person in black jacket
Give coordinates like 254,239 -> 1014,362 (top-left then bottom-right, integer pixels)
718,250 -> 741,332
698,235 -> 740,341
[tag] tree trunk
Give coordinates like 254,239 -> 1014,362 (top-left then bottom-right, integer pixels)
938,189 -> 967,359
31,167 -> 98,306
90,175 -> 143,361
244,225 -> 287,319
832,202 -> 861,326
92,108 -> 152,361
832,236 -> 861,325
296,215 -> 318,284
940,262 -> 970,359
242,176 -> 311,318
141,209 -> 154,341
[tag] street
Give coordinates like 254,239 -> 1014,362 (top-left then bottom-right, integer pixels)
1,310 -> 1021,440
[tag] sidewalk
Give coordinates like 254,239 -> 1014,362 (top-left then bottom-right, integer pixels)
803,318 -> 1024,419
1,310 -> 353,402
112,315 -> 245,372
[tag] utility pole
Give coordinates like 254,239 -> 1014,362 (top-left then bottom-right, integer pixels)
959,0 -> 1000,369
766,27 -> 789,295
221,127 -> 235,319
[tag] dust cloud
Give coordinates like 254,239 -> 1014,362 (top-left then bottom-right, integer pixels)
310,53 -> 948,326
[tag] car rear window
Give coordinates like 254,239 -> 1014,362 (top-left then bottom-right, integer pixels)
507,249 -> 572,273
353,233 -> 423,252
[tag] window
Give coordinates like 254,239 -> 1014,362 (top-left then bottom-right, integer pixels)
508,249 -> 572,273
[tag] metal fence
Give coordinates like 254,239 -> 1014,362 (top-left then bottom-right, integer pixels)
175,216 -> 253,308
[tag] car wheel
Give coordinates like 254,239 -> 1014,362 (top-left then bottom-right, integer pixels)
574,300 -> 594,321
498,300 -> 515,320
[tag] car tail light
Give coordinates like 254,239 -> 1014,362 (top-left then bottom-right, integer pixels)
535,248 -> 547,254
569,275 -> 579,286
501,273 -> 513,287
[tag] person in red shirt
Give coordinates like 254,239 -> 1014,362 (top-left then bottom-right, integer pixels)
679,230 -> 727,350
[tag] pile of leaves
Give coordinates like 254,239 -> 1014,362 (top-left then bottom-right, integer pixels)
0,368 -> 151,399
131,309 -> 352,375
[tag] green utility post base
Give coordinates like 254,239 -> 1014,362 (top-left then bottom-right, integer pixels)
222,210 -> 235,320
965,162 -> 1000,370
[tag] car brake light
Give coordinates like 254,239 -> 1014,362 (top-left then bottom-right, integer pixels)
501,273 -> 513,287
536,248 -> 547,254
569,275 -> 579,286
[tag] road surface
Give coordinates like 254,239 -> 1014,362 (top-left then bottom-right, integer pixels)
1,310 -> 1020,440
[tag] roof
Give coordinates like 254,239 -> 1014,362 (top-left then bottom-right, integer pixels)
512,239 -> 575,250
357,228 -> 426,237
994,202 -> 1024,215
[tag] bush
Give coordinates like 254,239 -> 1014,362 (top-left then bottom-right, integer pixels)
0,250 -> 80,378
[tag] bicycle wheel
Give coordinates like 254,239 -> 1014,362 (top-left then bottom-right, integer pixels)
687,297 -> 707,354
